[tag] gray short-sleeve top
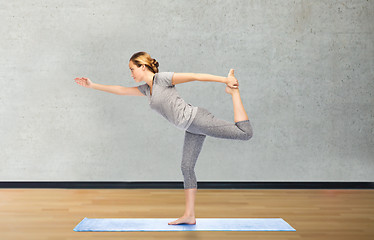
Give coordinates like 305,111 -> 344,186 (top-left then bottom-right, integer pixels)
137,72 -> 198,130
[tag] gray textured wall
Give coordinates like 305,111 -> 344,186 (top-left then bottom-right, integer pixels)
1,0 -> 373,181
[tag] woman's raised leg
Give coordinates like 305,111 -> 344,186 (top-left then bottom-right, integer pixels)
186,71 -> 252,140
225,69 -> 249,122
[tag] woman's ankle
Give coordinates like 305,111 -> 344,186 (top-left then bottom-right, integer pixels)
183,212 -> 195,218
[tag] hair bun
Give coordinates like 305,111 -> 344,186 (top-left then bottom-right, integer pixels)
152,59 -> 159,68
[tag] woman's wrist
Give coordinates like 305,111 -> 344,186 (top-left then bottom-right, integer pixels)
90,82 -> 98,89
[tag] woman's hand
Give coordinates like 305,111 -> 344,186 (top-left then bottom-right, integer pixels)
226,69 -> 239,88
75,77 -> 93,88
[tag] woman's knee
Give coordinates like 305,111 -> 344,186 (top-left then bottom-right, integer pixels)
244,126 -> 253,140
243,131 -> 253,141
236,120 -> 253,141
181,165 -> 197,189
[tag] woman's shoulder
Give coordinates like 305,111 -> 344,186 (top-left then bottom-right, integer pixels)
137,83 -> 150,96
155,72 -> 175,87
156,72 -> 174,78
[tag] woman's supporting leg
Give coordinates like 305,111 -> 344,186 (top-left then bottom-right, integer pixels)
181,131 -> 206,189
168,131 -> 206,225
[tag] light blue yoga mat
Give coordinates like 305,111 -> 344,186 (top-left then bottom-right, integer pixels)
74,218 -> 295,232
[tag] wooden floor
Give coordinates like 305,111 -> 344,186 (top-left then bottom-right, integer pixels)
0,189 -> 373,240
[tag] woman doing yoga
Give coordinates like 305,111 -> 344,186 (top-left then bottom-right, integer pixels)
74,51 -> 253,225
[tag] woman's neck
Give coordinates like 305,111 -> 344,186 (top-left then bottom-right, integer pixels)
144,72 -> 156,87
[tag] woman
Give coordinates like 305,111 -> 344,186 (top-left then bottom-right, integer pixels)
74,51 -> 253,225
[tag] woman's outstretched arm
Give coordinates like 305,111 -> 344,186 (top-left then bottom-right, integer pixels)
172,69 -> 238,88
74,77 -> 144,96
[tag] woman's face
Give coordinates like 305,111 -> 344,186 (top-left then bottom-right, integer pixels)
129,61 -> 144,83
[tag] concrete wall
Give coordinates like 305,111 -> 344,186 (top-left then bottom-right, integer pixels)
1,0 -> 373,181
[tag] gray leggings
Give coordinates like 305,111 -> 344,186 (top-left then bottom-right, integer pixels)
182,107 -> 253,189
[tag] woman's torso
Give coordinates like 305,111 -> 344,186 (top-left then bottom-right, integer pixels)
137,72 -> 198,130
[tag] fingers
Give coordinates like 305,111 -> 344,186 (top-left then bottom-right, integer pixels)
228,82 -> 238,88
74,78 -> 82,84
74,77 -> 88,82
227,75 -> 239,88
74,77 -> 89,87
228,85 -> 238,89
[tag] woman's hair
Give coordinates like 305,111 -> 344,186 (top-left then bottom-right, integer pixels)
129,52 -> 159,73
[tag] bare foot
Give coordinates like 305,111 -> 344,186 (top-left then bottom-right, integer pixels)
225,85 -> 239,95
168,216 -> 196,225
